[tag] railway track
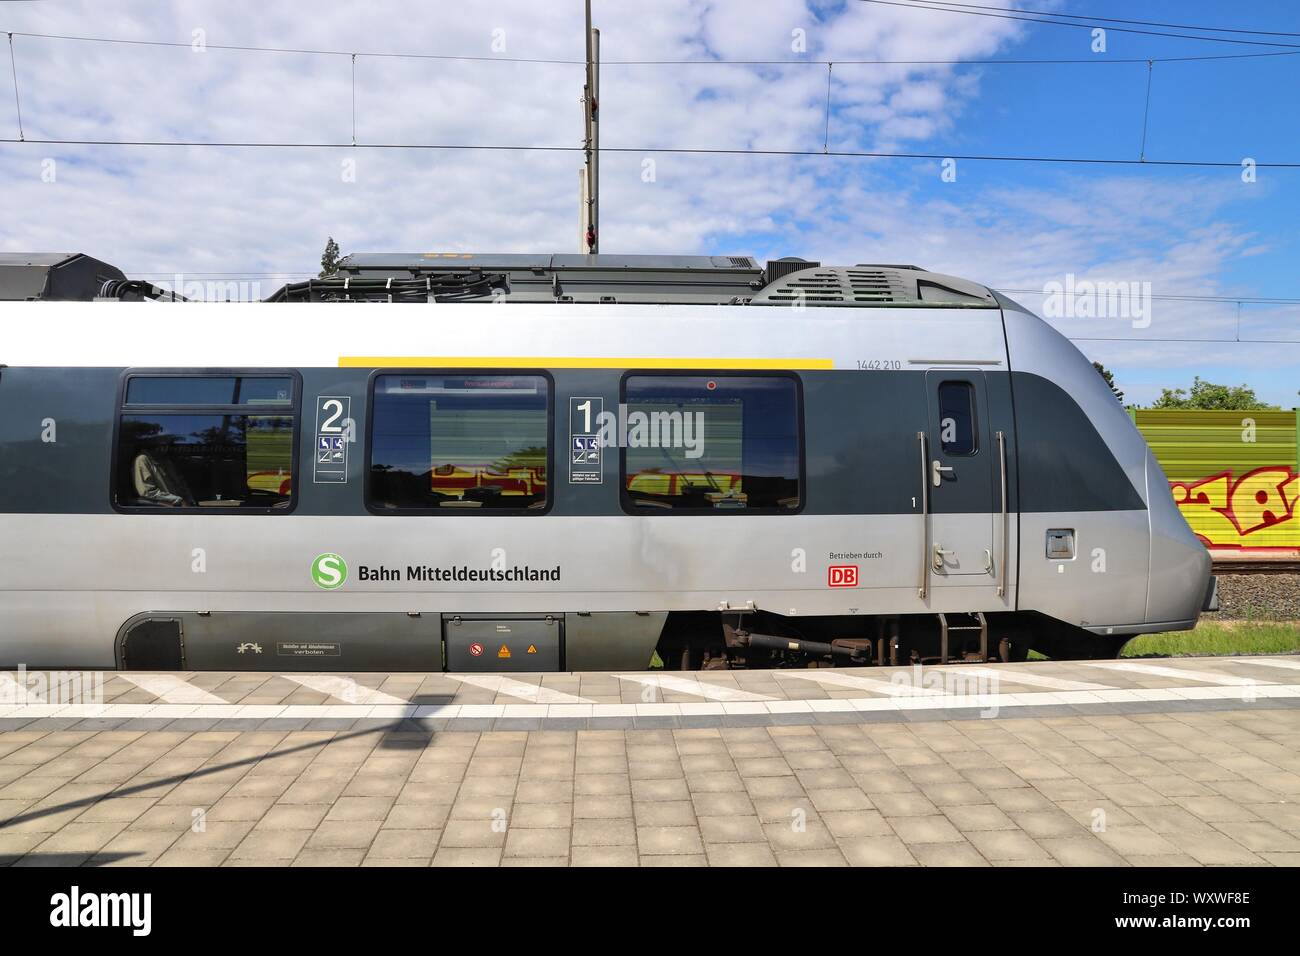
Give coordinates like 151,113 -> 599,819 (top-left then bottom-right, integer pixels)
1211,560 -> 1300,575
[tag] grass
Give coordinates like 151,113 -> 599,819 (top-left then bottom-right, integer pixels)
1025,620 -> 1300,660
1121,620 -> 1300,658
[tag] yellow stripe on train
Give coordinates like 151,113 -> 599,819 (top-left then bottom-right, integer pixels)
338,356 -> 835,370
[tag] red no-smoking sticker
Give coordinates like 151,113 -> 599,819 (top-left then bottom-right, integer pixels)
828,565 -> 859,588
469,643 -> 484,657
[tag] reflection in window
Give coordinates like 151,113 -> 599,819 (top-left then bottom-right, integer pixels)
369,374 -> 549,511
623,375 -> 801,512
937,381 -> 977,456
116,414 -> 294,509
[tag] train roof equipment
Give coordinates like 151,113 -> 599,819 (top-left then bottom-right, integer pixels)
0,251 -> 999,307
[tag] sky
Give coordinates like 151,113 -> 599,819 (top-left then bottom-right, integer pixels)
0,0 -> 1297,407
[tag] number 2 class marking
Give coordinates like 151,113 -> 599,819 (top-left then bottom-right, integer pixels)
320,399 -> 344,433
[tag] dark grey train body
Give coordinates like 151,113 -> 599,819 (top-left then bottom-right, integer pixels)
0,254 -> 1213,671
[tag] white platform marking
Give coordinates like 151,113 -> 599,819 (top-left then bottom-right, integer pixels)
1224,657 -> 1300,672
774,670 -> 943,696
117,674 -> 229,704
280,674 -> 410,706
933,666 -> 1114,691
616,673 -> 773,702
1083,661 -> 1273,686
441,674 -> 594,705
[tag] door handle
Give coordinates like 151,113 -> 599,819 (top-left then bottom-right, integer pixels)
933,543 -> 955,570
931,460 -> 954,487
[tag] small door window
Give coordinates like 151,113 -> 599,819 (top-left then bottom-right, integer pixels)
937,381 -> 977,456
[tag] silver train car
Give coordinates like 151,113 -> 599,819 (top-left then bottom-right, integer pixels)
0,253 -> 1216,672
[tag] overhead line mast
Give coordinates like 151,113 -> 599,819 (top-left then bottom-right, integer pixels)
581,1 -> 599,253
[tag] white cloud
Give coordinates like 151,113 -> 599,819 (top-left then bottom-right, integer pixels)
0,0 -> 1291,406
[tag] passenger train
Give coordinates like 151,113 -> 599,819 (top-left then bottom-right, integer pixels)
0,252 -> 1216,671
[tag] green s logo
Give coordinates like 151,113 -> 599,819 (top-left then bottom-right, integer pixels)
311,553 -> 348,590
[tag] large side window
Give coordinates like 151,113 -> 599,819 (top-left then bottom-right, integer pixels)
114,374 -> 296,511
622,374 -> 802,512
368,373 -> 549,512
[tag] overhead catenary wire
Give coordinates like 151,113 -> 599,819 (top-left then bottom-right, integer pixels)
823,62 -> 833,153
864,0 -> 1300,39
1,137 -> 1295,169
6,28 -> 1300,66
1139,59 -> 1153,161
855,0 -> 1300,50
6,32 -> 22,141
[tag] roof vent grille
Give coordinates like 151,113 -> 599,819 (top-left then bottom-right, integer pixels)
758,268 -> 908,304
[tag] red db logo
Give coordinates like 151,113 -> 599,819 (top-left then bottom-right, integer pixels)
828,565 -> 858,588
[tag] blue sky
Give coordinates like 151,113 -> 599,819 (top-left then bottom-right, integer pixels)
0,0 -> 1296,406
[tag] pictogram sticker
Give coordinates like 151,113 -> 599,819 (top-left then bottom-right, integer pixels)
468,643 -> 484,657
526,644 -> 538,655
569,396 -> 604,484
498,644 -> 512,659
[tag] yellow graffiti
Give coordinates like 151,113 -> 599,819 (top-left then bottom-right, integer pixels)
1171,466 -> 1299,547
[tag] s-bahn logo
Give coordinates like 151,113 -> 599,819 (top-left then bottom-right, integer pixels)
311,553 -> 348,590
828,565 -> 859,588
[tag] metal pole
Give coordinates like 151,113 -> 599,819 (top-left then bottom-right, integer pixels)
578,167 -> 588,250
581,1 -> 599,254
590,26 -> 599,254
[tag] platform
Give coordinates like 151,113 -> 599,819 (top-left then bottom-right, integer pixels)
1,656 -> 1298,867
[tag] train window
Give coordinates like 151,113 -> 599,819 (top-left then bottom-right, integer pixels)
937,381 -> 977,455
368,373 -> 549,512
114,372 -> 297,511
621,374 -> 801,512
125,376 -> 292,406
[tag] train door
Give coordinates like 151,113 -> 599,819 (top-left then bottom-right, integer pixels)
923,371 -> 996,588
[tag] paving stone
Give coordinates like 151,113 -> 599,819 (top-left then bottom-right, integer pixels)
909,841 -> 990,867
965,829 -> 1051,862
943,804 -> 1017,832
369,828 -> 440,859
230,829 -> 312,861
633,800 -> 696,827
571,845 -> 639,866
432,847 -> 502,867
837,835 -> 918,866
891,815 -> 966,845
698,815 -> 765,844
775,847 -> 848,867
632,824 -> 702,855
572,817 -> 636,846
504,827 -> 571,859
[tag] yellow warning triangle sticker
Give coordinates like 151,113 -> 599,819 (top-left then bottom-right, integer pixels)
497,645 -> 511,658
527,644 -> 538,655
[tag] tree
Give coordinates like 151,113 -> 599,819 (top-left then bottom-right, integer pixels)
319,237 -> 342,278
1151,377 -> 1277,410
1092,361 -> 1124,403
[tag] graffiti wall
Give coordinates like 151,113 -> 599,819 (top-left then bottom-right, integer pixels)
1135,409 -> 1300,553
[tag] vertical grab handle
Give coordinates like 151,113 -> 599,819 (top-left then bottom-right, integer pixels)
917,431 -> 929,600
996,430 -> 1008,598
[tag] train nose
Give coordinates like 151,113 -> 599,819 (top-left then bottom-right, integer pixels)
1146,450 -> 1213,627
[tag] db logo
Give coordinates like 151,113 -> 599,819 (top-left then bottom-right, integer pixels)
468,643 -> 484,657
828,565 -> 858,588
